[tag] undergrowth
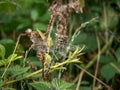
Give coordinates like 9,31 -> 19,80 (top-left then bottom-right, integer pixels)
0,0 -> 120,90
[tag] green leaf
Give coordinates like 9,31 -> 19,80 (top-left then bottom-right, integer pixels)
100,7 -> 119,30
72,32 -> 98,52
0,1 -> 17,13
100,55 -> 115,63
33,23 -> 47,32
0,54 -> 22,67
107,7 -> 119,30
0,39 -> 15,57
110,62 -> 120,73
79,0 -> 85,13
28,56 -> 42,67
100,63 -> 117,82
72,33 -> 87,45
7,65 -> 30,77
52,78 -> 74,90
0,39 -> 15,45
0,44 -> 5,59
16,19 -> 31,30
0,60 -> 6,67
30,81 -> 51,90
40,10 -> 51,22
83,34 -> 98,52
7,54 -> 22,62
31,9 -> 39,21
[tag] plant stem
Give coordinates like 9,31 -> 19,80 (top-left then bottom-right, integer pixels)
93,33 -> 101,89
2,34 -> 26,78
76,34 -> 114,90
4,59 -> 80,85
76,65 -> 113,90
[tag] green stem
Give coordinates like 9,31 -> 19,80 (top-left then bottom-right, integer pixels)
4,59 -> 79,85
76,34 -> 114,90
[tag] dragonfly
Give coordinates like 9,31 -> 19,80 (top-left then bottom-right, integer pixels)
25,29 -> 52,80
24,0 -> 84,80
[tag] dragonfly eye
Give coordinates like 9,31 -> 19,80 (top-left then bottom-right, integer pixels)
25,28 -> 32,34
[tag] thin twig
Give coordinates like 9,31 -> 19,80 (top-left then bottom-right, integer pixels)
23,44 -> 34,67
75,65 -> 113,90
110,63 -> 120,74
2,33 -> 26,78
93,33 -> 101,89
76,34 -> 114,90
76,70 -> 84,90
70,17 -> 98,44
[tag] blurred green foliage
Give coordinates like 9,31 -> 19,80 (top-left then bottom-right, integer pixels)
0,0 -> 120,90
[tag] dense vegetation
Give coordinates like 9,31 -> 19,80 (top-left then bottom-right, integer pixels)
0,0 -> 120,90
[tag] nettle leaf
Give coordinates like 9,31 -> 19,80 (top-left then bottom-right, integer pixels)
30,81 -> 51,90
100,63 -> 117,82
52,78 -> 74,90
7,65 -> 30,77
0,39 -> 15,57
100,55 -> 115,64
110,62 -> 120,72
72,33 -> 87,45
0,44 -> 5,59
